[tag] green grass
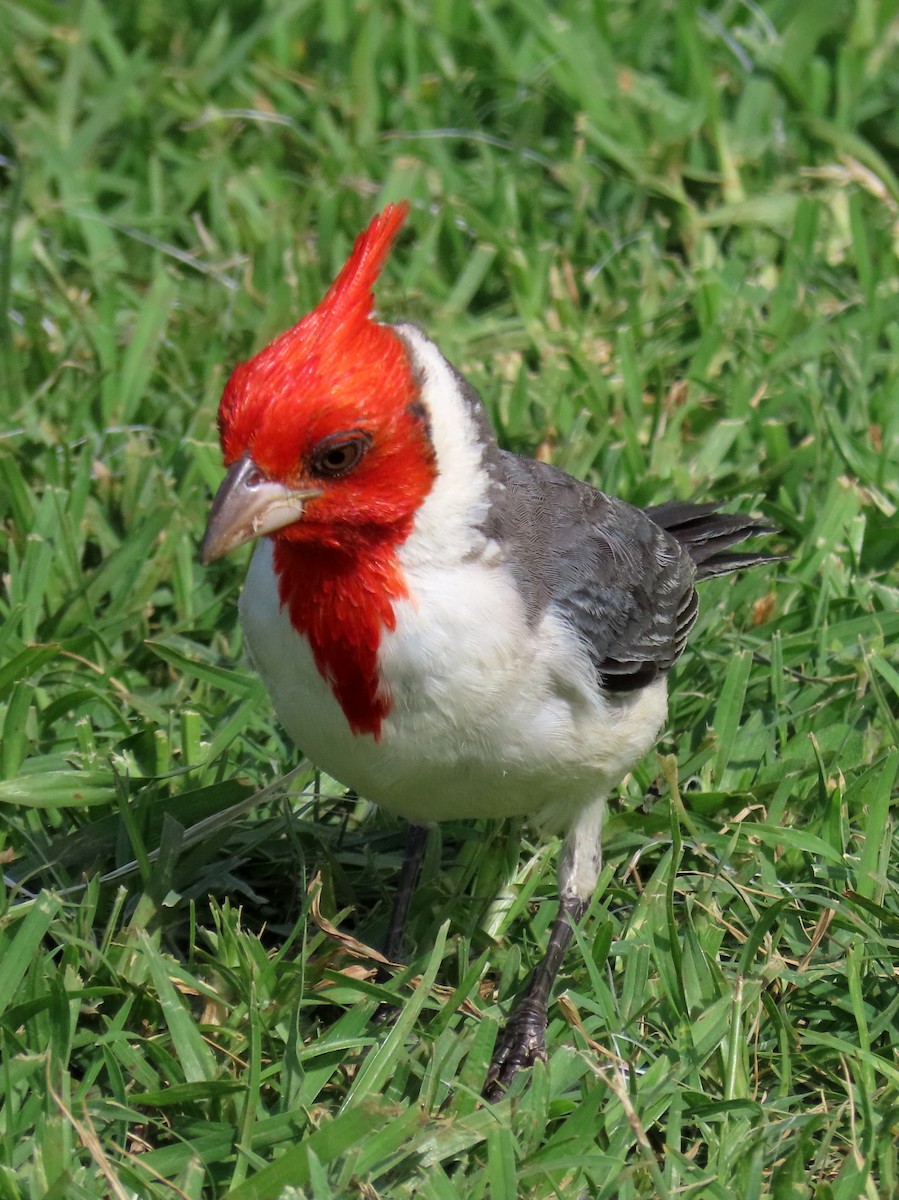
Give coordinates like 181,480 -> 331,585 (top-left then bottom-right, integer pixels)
2,0 -> 898,1196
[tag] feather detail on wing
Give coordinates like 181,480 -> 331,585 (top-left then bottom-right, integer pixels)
482,453 -> 781,694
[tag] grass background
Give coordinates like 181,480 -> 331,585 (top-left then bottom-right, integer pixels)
2,0 -> 899,1196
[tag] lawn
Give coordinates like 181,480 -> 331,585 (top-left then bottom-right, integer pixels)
2,1 -> 898,1196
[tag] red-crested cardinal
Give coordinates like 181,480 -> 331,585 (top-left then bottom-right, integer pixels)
201,202 -> 780,1097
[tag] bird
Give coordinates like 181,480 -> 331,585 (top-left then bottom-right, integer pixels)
201,201 -> 781,1099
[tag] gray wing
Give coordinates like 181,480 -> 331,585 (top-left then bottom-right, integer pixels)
482,452 -> 699,692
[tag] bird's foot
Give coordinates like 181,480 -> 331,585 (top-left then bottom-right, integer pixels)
483,995 -> 548,1101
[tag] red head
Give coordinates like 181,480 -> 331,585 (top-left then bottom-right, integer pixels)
203,202 -> 435,560
201,203 -> 437,738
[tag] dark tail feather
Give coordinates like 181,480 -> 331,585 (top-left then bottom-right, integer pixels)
644,501 -> 787,580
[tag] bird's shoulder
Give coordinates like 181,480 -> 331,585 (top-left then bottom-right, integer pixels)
482,451 -> 699,691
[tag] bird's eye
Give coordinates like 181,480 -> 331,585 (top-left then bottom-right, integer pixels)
309,432 -> 371,478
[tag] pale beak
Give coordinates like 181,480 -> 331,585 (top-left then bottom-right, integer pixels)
200,453 -> 321,564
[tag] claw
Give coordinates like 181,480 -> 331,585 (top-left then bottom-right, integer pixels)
483,997 -> 548,1101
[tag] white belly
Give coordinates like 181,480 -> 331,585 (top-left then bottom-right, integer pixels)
239,541 -> 668,829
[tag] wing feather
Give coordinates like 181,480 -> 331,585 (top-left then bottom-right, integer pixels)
482,453 -> 699,692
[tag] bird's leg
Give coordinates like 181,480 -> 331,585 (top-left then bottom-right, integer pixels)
483,894 -> 587,1099
372,823 -> 430,1024
382,821 -> 431,964
483,797 -> 606,1100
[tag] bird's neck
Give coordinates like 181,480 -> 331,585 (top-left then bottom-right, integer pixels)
272,531 -> 409,740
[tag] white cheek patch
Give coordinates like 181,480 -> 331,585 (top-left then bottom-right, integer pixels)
392,324 -> 494,569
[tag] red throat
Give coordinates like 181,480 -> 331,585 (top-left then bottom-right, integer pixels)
273,538 -> 409,739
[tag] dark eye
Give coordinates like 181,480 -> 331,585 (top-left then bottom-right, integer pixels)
309,432 -> 370,478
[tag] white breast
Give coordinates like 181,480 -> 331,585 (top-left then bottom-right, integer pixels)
239,539 -> 668,830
